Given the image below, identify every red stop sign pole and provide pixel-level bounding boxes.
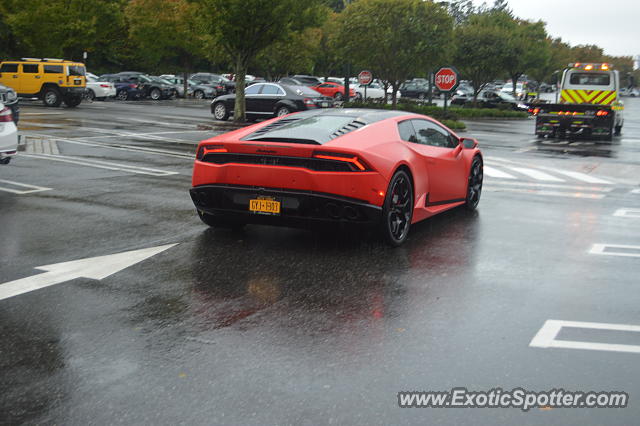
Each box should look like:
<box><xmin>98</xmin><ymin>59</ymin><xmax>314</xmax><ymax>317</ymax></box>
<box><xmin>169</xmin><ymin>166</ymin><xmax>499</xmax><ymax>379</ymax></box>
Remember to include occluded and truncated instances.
<box><xmin>434</xmin><ymin>66</ymin><xmax>459</xmax><ymax>112</ymax></box>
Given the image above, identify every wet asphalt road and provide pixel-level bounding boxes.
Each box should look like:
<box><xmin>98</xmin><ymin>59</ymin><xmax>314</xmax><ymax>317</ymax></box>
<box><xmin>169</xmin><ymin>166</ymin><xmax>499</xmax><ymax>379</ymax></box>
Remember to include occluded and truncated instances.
<box><xmin>1</xmin><ymin>98</ymin><xmax>640</xmax><ymax>425</ymax></box>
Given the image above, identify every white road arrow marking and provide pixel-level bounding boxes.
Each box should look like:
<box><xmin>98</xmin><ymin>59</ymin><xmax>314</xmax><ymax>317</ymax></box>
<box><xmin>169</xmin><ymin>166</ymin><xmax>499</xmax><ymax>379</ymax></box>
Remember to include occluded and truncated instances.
<box><xmin>0</xmin><ymin>244</ymin><xmax>177</xmax><ymax>301</ymax></box>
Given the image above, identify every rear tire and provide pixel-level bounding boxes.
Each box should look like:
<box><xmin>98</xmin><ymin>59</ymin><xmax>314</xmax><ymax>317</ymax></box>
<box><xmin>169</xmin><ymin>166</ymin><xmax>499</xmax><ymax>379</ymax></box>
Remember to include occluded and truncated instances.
<box><xmin>116</xmin><ymin>90</ymin><xmax>129</xmax><ymax>101</ymax></box>
<box><xmin>194</xmin><ymin>90</ymin><xmax>205</xmax><ymax>99</ymax></box>
<box><xmin>213</xmin><ymin>102</ymin><xmax>229</xmax><ymax>121</ymax></box>
<box><xmin>42</xmin><ymin>88</ymin><xmax>62</xmax><ymax>107</ymax></box>
<box><xmin>276</xmin><ymin>106</ymin><xmax>290</xmax><ymax>117</ymax></box>
<box><xmin>380</xmin><ymin>170</ymin><xmax>413</xmax><ymax>247</ymax></box>
<box><xmin>197</xmin><ymin>210</ymin><xmax>245</xmax><ymax>231</ymax></box>
<box><xmin>150</xmin><ymin>88</ymin><xmax>162</xmax><ymax>100</ymax></box>
<box><xmin>333</xmin><ymin>92</ymin><xmax>343</xmax><ymax>101</ymax></box>
<box><xmin>86</xmin><ymin>89</ymin><xmax>96</xmax><ymax>101</ymax></box>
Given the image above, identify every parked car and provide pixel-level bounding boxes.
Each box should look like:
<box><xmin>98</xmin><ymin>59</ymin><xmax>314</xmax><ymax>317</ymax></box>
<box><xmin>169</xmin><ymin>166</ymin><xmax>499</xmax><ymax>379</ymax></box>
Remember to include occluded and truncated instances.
<box><xmin>451</xmin><ymin>89</ymin><xmax>528</xmax><ymax>111</ymax></box>
<box><xmin>190</xmin><ymin>73</ymin><xmax>235</xmax><ymax>94</ymax></box>
<box><xmin>112</xmin><ymin>72</ymin><xmax>175</xmax><ymax>100</ymax></box>
<box><xmin>100</xmin><ymin>74</ymin><xmax>145</xmax><ymax>101</ymax></box>
<box><xmin>292</xmin><ymin>75</ymin><xmax>324</xmax><ymax>86</ymax></box>
<box><xmin>0</xmin><ymin>83</ymin><xmax>20</xmax><ymax>123</ymax></box>
<box><xmin>620</xmin><ymin>87</ymin><xmax>640</xmax><ymax>97</ymax></box>
<box><xmin>311</xmin><ymin>81</ymin><xmax>356</xmax><ymax>101</ymax></box>
<box><xmin>160</xmin><ymin>75</ymin><xmax>222</xmax><ymax>98</ymax></box>
<box><xmin>538</xmin><ymin>82</ymin><xmax>554</xmax><ymax>93</ymax></box>
<box><xmin>399</xmin><ymin>82</ymin><xmax>430</xmax><ymax>100</ymax></box>
<box><xmin>211</xmin><ymin>82</ymin><xmax>334</xmax><ymax>121</ymax></box>
<box><xmin>501</xmin><ymin>82</ymin><xmax>528</xmax><ymax>99</ymax></box>
<box><xmin>0</xmin><ymin>102</ymin><xmax>18</xmax><ymax>165</ymax></box>
<box><xmin>85</xmin><ymin>72</ymin><xmax>116</xmax><ymax>101</ymax></box>
<box><xmin>0</xmin><ymin>58</ymin><xmax>85</xmax><ymax>107</ymax></box>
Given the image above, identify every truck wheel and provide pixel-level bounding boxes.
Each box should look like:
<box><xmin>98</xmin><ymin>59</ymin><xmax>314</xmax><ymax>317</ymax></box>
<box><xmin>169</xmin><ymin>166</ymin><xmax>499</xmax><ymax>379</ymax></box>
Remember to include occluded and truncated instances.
<box><xmin>43</xmin><ymin>88</ymin><xmax>62</xmax><ymax>107</ymax></box>
<box><xmin>614</xmin><ymin>125</ymin><xmax>622</xmax><ymax>136</ymax></box>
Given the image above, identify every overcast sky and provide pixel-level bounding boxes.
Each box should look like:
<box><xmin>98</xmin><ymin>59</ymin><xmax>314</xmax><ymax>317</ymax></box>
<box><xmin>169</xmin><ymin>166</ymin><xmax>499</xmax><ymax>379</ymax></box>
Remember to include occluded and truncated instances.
<box><xmin>473</xmin><ymin>0</ymin><xmax>639</xmax><ymax>57</ymax></box>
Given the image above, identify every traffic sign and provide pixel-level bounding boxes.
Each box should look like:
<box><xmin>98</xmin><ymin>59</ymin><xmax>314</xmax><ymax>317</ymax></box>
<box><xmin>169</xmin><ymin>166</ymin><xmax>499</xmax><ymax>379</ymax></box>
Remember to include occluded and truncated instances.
<box><xmin>434</xmin><ymin>67</ymin><xmax>459</xmax><ymax>92</ymax></box>
<box><xmin>358</xmin><ymin>70</ymin><xmax>373</xmax><ymax>85</ymax></box>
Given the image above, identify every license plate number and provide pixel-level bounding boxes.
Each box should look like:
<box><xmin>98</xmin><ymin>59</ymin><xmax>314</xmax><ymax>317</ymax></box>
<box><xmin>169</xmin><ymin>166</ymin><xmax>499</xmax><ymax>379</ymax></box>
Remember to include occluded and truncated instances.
<box><xmin>320</xmin><ymin>102</ymin><xmax>329</xmax><ymax>107</ymax></box>
<box><xmin>249</xmin><ymin>197</ymin><xmax>280</xmax><ymax>215</ymax></box>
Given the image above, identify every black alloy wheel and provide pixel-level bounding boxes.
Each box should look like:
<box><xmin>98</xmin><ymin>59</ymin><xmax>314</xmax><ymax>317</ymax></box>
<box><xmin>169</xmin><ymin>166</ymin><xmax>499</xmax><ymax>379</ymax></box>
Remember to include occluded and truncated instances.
<box><xmin>465</xmin><ymin>156</ymin><xmax>483</xmax><ymax>210</ymax></box>
<box><xmin>381</xmin><ymin>170</ymin><xmax>413</xmax><ymax>246</ymax></box>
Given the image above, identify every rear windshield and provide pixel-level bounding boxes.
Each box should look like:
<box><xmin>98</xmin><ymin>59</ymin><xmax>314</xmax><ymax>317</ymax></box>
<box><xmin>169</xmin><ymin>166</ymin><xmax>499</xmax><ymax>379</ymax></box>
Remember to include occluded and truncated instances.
<box><xmin>569</xmin><ymin>72</ymin><xmax>610</xmax><ymax>86</ymax></box>
<box><xmin>244</xmin><ymin>115</ymin><xmax>359</xmax><ymax>145</ymax></box>
<box><xmin>68</xmin><ymin>65</ymin><xmax>86</xmax><ymax>76</ymax></box>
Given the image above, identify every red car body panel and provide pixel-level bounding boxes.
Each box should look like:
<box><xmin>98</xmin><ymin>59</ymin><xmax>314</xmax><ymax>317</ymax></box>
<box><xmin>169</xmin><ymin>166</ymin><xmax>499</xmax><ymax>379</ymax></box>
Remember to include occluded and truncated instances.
<box><xmin>311</xmin><ymin>82</ymin><xmax>356</xmax><ymax>99</ymax></box>
<box><xmin>191</xmin><ymin>110</ymin><xmax>481</xmax><ymax>228</ymax></box>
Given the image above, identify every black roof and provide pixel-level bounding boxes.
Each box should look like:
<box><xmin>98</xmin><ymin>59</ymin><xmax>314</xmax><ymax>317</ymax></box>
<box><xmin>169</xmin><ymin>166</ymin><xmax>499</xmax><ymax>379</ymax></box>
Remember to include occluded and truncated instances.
<box><xmin>242</xmin><ymin>108</ymin><xmax>409</xmax><ymax>145</ymax></box>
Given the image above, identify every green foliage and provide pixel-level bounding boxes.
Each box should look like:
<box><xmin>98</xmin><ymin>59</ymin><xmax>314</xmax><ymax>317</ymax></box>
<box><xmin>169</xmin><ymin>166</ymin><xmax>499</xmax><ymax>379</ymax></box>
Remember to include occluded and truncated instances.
<box><xmin>453</xmin><ymin>12</ymin><xmax>511</xmax><ymax>101</ymax></box>
<box><xmin>344</xmin><ymin>101</ymin><xmax>527</xmax><ymax>125</ymax></box>
<box><xmin>3</xmin><ymin>0</ymin><xmax>128</xmax><ymax>68</ymax></box>
<box><xmin>126</xmin><ymin>0</ymin><xmax>212</xmax><ymax>72</ymax></box>
<box><xmin>336</xmin><ymin>0</ymin><xmax>453</xmax><ymax>107</ymax></box>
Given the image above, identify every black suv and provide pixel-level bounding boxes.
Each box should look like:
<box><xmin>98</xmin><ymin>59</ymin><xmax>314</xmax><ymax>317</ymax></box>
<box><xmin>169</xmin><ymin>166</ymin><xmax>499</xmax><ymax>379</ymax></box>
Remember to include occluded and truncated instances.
<box><xmin>0</xmin><ymin>83</ymin><xmax>19</xmax><ymax>123</ymax></box>
<box><xmin>190</xmin><ymin>73</ymin><xmax>235</xmax><ymax>94</ymax></box>
<box><xmin>114</xmin><ymin>72</ymin><xmax>175</xmax><ymax>100</ymax></box>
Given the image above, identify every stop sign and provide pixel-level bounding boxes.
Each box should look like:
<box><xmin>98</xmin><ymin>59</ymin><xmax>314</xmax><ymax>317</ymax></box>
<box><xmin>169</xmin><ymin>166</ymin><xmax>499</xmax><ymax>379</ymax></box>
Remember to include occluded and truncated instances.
<box><xmin>358</xmin><ymin>70</ymin><xmax>373</xmax><ymax>85</ymax></box>
<box><xmin>434</xmin><ymin>67</ymin><xmax>459</xmax><ymax>92</ymax></box>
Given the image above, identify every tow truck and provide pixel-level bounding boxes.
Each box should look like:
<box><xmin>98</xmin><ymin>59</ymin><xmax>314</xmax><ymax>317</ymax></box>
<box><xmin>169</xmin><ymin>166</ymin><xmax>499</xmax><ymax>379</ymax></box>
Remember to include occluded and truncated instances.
<box><xmin>531</xmin><ymin>63</ymin><xmax>623</xmax><ymax>141</ymax></box>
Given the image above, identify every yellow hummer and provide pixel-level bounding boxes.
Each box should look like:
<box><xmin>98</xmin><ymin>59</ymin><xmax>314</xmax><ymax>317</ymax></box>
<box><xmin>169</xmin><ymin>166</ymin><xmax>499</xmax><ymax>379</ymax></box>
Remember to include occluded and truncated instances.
<box><xmin>0</xmin><ymin>58</ymin><xmax>86</xmax><ymax>107</ymax></box>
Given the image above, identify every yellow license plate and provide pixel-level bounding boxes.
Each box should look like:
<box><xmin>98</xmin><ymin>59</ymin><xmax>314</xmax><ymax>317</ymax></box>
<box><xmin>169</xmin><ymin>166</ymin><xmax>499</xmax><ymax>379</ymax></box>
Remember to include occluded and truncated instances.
<box><xmin>249</xmin><ymin>198</ymin><xmax>281</xmax><ymax>215</ymax></box>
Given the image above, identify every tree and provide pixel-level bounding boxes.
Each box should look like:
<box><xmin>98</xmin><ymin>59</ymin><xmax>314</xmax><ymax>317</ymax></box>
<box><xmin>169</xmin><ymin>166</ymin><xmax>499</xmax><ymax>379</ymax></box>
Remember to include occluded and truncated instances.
<box><xmin>202</xmin><ymin>0</ymin><xmax>326</xmax><ymax>122</ymax></box>
<box><xmin>453</xmin><ymin>13</ymin><xmax>510</xmax><ymax>104</ymax></box>
<box><xmin>127</xmin><ymin>0</ymin><xmax>211</xmax><ymax>94</ymax></box>
<box><xmin>3</xmin><ymin>0</ymin><xmax>128</xmax><ymax>69</ymax></box>
<box><xmin>336</xmin><ymin>0</ymin><xmax>453</xmax><ymax>107</ymax></box>
<box><xmin>495</xmin><ymin>13</ymin><xmax>550</xmax><ymax>98</ymax></box>
<box><xmin>254</xmin><ymin>28</ymin><xmax>323</xmax><ymax>80</ymax></box>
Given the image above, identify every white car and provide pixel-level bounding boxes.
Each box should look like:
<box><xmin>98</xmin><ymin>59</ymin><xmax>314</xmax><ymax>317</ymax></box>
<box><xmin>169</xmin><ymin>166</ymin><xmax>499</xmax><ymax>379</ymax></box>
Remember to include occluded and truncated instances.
<box><xmin>619</xmin><ymin>87</ymin><xmax>640</xmax><ymax>97</ymax></box>
<box><xmin>0</xmin><ymin>102</ymin><xmax>18</xmax><ymax>165</ymax></box>
<box><xmin>356</xmin><ymin>82</ymin><xmax>386</xmax><ymax>100</ymax></box>
<box><xmin>85</xmin><ymin>72</ymin><xmax>116</xmax><ymax>101</ymax></box>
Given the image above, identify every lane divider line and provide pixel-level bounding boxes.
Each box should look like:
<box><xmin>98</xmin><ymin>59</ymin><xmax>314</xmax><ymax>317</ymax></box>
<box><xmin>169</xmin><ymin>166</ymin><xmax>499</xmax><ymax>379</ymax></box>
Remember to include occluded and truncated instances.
<box><xmin>507</xmin><ymin>166</ymin><xmax>566</xmax><ymax>182</ymax></box>
<box><xmin>22</xmin><ymin>154</ymin><xmax>179</xmax><ymax>176</ymax></box>
<box><xmin>0</xmin><ymin>179</ymin><xmax>52</xmax><ymax>194</ymax></box>
<box><xmin>530</xmin><ymin>319</ymin><xmax>640</xmax><ymax>354</ymax></box>
<box><xmin>613</xmin><ymin>208</ymin><xmax>640</xmax><ymax>218</ymax></box>
<box><xmin>589</xmin><ymin>243</ymin><xmax>640</xmax><ymax>258</ymax></box>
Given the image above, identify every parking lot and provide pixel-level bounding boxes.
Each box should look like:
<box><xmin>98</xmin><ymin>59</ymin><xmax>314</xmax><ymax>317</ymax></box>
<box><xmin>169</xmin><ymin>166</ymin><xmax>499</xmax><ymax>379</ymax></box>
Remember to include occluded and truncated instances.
<box><xmin>2</xmin><ymin>98</ymin><xmax>640</xmax><ymax>424</ymax></box>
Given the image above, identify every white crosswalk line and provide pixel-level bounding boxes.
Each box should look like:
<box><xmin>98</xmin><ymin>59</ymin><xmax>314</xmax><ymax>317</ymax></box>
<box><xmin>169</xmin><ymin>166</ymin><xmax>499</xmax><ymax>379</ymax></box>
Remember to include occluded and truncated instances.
<box><xmin>552</xmin><ymin>170</ymin><xmax>612</xmax><ymax>184</ymax></box>
<box><xmin>507</xmin><ymin>167</ymin><xmax>565</xmax><ymax>182</ymax></box>
<box><xmin>483</xmin><ymin>166</ymin><xmax>516</xmax><ymax>179</ymax></box>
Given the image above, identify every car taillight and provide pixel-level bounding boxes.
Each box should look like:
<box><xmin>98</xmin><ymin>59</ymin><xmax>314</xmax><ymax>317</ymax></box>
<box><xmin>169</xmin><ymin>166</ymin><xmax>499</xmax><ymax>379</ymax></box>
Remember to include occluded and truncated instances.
<box><xmin>313</xmin><ymin>151</ymin><xmax>368</xmax><ymax>171</ymax></box>
<box><xmin>196</xmin><ymin>144</ymin><xmax>227</xmax><ymax>160</ymax></box>
<box><xmin>0</xmin><ymin>107</ymin><xmax>13</xmax><ymax>122</ymax></box>
<box><xmin>129</xmin><ymin>84</ymin><xmax>137</xmax><ymax>88</ymax></box>
<box><xmin>303</xmin><ymin>97</ymin><xmax>316</xmax><ymax>107</ymax></box>
<box><xmin>596</xmin><ymin>110</ymin><xmax>609</xmax><ymax>117</ymax></box>
<box><xmin>100</xmin><ymin>84</ymin><xmax>110</xmax><ymax>88</ymax></box>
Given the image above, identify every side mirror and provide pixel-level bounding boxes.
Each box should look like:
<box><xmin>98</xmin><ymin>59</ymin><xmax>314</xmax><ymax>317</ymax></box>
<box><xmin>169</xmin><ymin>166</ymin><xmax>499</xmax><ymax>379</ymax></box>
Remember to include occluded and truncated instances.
<box><xmin>460</xmin><ymin>137</ymin><xmax>478</xmax><ymax>149</ymax></box>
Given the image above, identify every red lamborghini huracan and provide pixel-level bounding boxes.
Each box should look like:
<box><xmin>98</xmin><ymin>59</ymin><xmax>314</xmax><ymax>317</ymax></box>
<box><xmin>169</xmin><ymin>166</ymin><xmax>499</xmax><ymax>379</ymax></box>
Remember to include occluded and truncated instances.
<box><xmin>190</xmin><ymin>108</ymin><xmax>483</xmax><ymax>246</ymax></box>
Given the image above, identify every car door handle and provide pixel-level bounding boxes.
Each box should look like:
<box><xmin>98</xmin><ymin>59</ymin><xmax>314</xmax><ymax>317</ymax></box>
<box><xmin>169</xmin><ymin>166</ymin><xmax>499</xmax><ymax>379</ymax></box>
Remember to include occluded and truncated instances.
<box><xmin>13</xmin><ymin>75</ymin><xmax>18</xmax><ymax>78</ymax></box>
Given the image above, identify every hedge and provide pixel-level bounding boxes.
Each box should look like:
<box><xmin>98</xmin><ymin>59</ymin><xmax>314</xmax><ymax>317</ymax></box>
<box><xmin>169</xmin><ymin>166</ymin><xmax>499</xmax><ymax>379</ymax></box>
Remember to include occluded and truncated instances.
<box><xmin>343</xmin><ymin>101</ymin><xmax>529</xmax><ymax>124</ymax></box>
